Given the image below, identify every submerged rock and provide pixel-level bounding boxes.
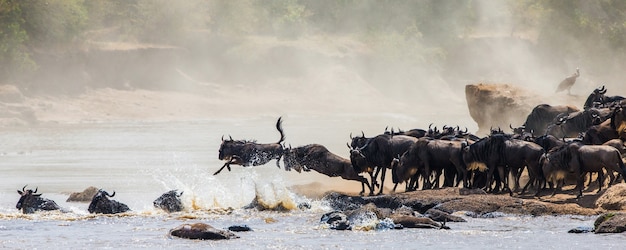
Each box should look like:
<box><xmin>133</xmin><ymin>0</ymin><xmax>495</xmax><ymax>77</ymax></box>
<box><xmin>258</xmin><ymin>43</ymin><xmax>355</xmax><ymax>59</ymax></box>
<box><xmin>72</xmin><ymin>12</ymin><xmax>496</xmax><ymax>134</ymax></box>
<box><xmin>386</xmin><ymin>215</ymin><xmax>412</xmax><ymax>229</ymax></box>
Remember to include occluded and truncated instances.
<box><xmin>390</xmin><ymin>215</ymin><xmax>450</xmax><ymax>229</ymax></box>
<box><xmin>66</xmin><ymin>186</ymin><xmax>99</xmax><ymax>202</ymax></box>
<box><xmin>227</xmin><ymin>225</ymin><xmax>253</xmax><ymax>232</ymax></box>
<box><xmin>320</xmin><ymin>211</ymin><xmax>351</xmax><ymax>230</ymax></box>
<box><xmin>425</xmin><ymin>208</ymin><xmax>466</xmax><ymax>222</ymax></box>
<box><xmin>594</xmin><ymin>213</ymin><xmax>626</xmax><ymax>234</ymax></box>
<box><xmin>568</xmin><ymin>226</ymin><xmax>594</xmax><ymax>233</ymax></box>
<box><xmin>170</xmin><ymin>223</ymin><xmax>239</xmax><ymax>240</ymax></box>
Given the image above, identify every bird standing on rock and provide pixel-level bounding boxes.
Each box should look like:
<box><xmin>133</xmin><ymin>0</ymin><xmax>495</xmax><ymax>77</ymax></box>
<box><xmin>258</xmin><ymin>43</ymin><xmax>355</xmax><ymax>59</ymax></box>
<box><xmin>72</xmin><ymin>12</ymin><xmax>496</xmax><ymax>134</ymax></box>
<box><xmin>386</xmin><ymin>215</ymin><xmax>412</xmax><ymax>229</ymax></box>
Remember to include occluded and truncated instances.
<box><xmin>555</xmin><ymin>68</ymin><xmax>580</xmax><ymax>95</ymax></box>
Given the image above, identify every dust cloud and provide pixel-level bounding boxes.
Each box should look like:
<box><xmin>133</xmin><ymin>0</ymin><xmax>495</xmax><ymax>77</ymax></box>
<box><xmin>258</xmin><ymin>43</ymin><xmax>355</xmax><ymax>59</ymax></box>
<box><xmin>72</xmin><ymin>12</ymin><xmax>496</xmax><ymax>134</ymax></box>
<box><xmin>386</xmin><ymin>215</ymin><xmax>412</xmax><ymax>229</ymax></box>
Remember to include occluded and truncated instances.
<box><xmin>3</xmin><ymin>1</ymin><xmax>626</xmax><ymax>131</ymax></box>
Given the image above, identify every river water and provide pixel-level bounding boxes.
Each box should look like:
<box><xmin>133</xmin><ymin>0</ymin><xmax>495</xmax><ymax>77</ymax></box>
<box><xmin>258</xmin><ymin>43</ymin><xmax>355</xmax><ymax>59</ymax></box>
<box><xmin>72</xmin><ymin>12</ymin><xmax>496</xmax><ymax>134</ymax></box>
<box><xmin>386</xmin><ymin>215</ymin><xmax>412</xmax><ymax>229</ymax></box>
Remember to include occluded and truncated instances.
<box><xmin>0</xmin><ymin>115</ymin><xmax>623</xmax><ymax>249</ymax></box>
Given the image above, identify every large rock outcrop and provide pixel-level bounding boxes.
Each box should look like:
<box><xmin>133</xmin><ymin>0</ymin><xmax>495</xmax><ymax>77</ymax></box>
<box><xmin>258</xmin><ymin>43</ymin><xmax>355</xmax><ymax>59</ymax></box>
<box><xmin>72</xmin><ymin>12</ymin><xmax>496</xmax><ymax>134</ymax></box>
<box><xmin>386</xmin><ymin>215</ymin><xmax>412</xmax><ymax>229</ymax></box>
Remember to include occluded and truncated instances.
<box><xmin>595</xmin><ymin>184</ymin><xmax>626</xmax><ymax>210</ymax></box>
<box><xmin>465</xmin><ymin>83</ymin><xmax>537</xmax><ymax>135</ymax></box>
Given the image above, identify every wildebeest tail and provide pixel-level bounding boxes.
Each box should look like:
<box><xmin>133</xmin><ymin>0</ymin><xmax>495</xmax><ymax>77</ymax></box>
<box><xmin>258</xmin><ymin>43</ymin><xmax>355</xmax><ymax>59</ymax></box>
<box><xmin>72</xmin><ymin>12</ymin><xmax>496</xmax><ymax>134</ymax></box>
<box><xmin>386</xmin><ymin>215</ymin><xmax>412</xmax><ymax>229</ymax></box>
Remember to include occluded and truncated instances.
<box><xmin>276</xmin><ymin>116</ymin><xmax>285</xmax><ymax>144</ymax></box>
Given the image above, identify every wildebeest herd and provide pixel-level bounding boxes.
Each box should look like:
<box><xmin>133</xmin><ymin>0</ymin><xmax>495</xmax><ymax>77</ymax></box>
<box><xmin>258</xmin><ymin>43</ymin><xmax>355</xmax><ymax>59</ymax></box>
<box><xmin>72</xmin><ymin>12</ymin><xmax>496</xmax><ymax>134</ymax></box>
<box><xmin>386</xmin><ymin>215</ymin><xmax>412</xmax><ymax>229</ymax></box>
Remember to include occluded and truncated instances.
<box><xmin>217</xmin><ymin>86</ymin><xmax>626</xmax><ymax>199</ymax></box>
<box><xmin>13</xmin><ymin>86</ymin><xmax>626</xmax><ymax>216</ymax></box>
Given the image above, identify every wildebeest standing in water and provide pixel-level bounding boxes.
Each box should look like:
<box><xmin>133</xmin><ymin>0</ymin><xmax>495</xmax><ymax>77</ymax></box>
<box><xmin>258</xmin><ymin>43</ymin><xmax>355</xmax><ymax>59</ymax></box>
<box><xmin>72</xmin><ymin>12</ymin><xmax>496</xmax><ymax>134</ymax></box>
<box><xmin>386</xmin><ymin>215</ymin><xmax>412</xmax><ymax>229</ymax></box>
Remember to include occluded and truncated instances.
<box><xmin>214</xmin><ymin>117</ymin><xmax>286</xmax><ymax>175</ymax></box>
<box><xmin>88</xmin><ymin>189</ymin><xmax>131</xmax><ymax>214</ymax></box>
<box><xmin>283</xmin><ymin>144</ymin><xmax>373</xmax><ymax>195</ymax></box>
<box><xmin>153</xmin><ymin>190</ymin><xmax>184</xmax><ymax>212</ymax></box>
<box><xmin>16</xmin><ymin>185</ymin><xmax>60</xmax><ymax>214</ymax></box>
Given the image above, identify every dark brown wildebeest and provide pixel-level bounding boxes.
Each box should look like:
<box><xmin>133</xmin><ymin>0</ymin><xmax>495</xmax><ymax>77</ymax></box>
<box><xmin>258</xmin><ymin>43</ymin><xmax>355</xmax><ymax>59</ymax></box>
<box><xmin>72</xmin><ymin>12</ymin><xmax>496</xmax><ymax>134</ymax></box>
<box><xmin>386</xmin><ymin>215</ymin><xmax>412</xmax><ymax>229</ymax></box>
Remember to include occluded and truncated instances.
<box><xmin>583</xmin><ymin>86</ymin><xmax>625</xmax><ymax>110</ymax></box>
<box><xmin>283</xmin><ymin>144</ymin><xmax>373</xmax><ymax>195</ymax></box>
<box><xmin>16</xmin><ymin>185</ymin><xmax>60</xmax><ymax>214</ymax></box>
<box><xmin>544</xmin><ymin>143</ymin><xmax>626</xmax><ymax>198</ymax></box>
<box><xmin>582</xmin><ymin>106</ymin><xmax>626</xmax><ymax>144</ymax></box>
<box><xmin>461</xmin><ymin>134</ymin><xmax>544</xmax><ymax>195</ymax></box>
<box><xmin>545</xmin><ymin>108</ymin><xmax>606</xmax><ymax>139</ymax></box>
<box><xmin>392</xmin><ymin>138</ymin><xmax>467</xmax><ymax>192</ymax></box>
<box><xmin>153</xmin><ymin>190</ymin><xmax>184</xmax><ymax>213</ymax></box>
<box><xmin>88</xmin><ymin>189</ymin><xmax>130</xmax><ymax>214</ymax></box>
<box><xmin>523</xmin><ymin>104</ymin><xmax>579</xmax><ymax>136</ymax></box>
<box><xmin>349</xmin><ymin>134</ymin><xmax>417</xmax><ymax>195</ymax></box>
<box><xmin>214</xmin><ymin>117</ymin><xmax>285</xmax><ymax>175</ymax></box>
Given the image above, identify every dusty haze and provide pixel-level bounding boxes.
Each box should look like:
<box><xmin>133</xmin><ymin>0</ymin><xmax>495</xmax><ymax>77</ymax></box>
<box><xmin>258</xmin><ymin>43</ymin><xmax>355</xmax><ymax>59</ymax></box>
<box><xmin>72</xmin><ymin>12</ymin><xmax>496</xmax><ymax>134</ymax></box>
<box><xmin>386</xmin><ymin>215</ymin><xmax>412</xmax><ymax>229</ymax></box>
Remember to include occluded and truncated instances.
<box><xmin>2</xmin><ymin>0</ymin><xmax>626</xmax><ymax>131</ymax></box>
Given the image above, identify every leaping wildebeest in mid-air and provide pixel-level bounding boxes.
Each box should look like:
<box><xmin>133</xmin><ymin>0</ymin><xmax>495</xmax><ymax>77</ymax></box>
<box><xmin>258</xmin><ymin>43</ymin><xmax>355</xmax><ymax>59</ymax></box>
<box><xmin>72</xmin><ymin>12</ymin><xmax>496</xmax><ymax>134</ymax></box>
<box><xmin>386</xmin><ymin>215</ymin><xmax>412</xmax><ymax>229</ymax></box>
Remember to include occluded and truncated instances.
<box><xmin>214</xmin><ymin>117</ymin><xmax>286</xmax><ymax>175</ymax></box>
<box><xmin>283</xmin><ymin>144</ymin><xmax>373</xmax><ymax>196</ymax></box>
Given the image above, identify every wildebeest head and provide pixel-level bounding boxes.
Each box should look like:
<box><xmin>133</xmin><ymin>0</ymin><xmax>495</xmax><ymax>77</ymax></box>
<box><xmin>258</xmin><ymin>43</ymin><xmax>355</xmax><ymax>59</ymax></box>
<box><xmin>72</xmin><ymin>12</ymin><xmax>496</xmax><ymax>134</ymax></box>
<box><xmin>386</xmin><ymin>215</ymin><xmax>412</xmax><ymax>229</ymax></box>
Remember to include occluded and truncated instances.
<box><xmin>610</xmin><ymin>106</ymin><xmax>626</xmax><ymax>140</ymax></box>
<box><xmin>218</xmin><ymin>135</ymin><xmax>245</xmax><ymax>161</ymax></box>
<box><xmin>16</xmin><ymin>185</ymin><xmax>60</xmax><ymax>214</ymax></box>
<box><xmin>153</xmin><ymin>190</ymin><xmax>184</xmax><ymax>213</ymax></box>
<box><xmin>88</xmin><ymin>189</ymin><xmax>130</xmax><ymax>214</ymax></box>
<box><xmin>584</xmin><ymin>86</ymin><xmax>607</xmax><ymax>109</ymax></box>
<box><xmin>348</xmin><ymin>145</ymin><xmax>370</xmax><ymax>174</ymax></box>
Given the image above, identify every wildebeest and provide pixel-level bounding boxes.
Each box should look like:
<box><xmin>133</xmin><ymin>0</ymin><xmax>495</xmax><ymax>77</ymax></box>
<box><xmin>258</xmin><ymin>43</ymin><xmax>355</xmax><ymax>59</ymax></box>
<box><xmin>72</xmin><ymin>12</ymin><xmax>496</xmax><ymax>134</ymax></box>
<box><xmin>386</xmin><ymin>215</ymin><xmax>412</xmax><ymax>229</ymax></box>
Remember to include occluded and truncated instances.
<box><xmin>392</xmin><ymin>138</ymin><xmax>467</xmax><ymax>192</ymax></box>
<box><xmin>88</xmin><ymin>189</ymin><xmax>131</xmax><ymax>214</ymax></box>
<box><xmin>583</xmin><ymin>86</ymin><xmax>625</xmax><ymax>110</ymax></box>
<box><xmin>544</xmin><ymin>143</ymin><xmax>626</xmax><ymax>198</ymax></box>
<box><xmin>16</xmin><ymin>185</ymin><xmax>60</xmax><ymax>214</ymax></box>
<box><xmin>283</xmin><ymin>144</ymin><xmax>373</xmax><ymax>195</ymax></box>
<box><xmin>214</xmin><ymin>117</ymin><xmax>285</xmax><ymax>175</ymax></box>
<box><xmin>349</xmin><ymin>133</ymin><xmax>417</xmax><ymax>195</ymax></box>
<box><xmin>153</xmin><ymin>190</ymin><xmax>184</xmax><ymax>212</ymax></box>
<box><xmin>523</xmin><ymin>104</ymin><xmax>579</xmax><ymax>136</ymax></box>
<box><xmin>545</xmin><ymin>108</ymin><xmax>606</xmax><ymax>138</ymax></box>
<box><xmin>461</xmin><ymin>134</ymin><xmax>544</xmax><ymax>195</ymax></box>
<box><xmin>582</xmin><ymin>106</ymin><xmax>626</xmax><ymax>144</ymax></box>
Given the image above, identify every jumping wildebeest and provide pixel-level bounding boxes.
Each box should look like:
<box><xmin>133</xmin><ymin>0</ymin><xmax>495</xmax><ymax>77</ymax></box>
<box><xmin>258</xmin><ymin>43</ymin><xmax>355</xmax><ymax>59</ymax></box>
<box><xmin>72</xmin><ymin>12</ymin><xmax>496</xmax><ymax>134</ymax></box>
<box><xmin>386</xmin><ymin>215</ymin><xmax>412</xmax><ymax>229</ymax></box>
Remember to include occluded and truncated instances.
<box><xmin>283</xmin><ymin>144</ymin><xmax>373</xmax><ymax>195</ymax></box>
<box><xmin>392</xmin><ymin>138</ymin><xmax>467</xmax><ymax>192</ymax></box>
<box><xmin>214</xmin><ymin>117</ymin><xmax>285</xmax><ymax>175</ymax></box>
<box><xmin>349</xmin><ymin>133</ymin><xmax>417</xmax><ymax>195</ymax></box>
<box><xmin>16</xmin><ymin>185</ymin><xmax>60</xmax><ymax>214</ymax></box>
<box><xmin>544</xmin><ymin>143</ymin><xmax>626</xmax><ymax>198</ymax></box>
<box><xmin>583</xmin><ymin>86</ymin><xmax>625</xmax><ymax>110</ymax></box>
<box><xmin>88</xmin><ymin>189</ymin><xmax>131</xmax><ymax>214</ymax></box>
<box><xmin>153</xmin><ymin>190</ymin><xmax>184</xmax><ymax>213</ymax></box>
<box><xmin>523</xmin><ymin>104</ymin><xmax>580</xmax><ymax>136</ymax></box>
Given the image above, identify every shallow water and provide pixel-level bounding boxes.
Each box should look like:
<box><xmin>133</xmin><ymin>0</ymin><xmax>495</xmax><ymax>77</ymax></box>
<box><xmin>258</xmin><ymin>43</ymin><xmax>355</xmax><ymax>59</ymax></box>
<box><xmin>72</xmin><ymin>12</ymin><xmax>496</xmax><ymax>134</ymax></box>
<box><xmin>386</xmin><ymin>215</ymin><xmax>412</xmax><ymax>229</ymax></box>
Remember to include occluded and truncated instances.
<box><xmin>0</xmin><ymin>116</ymin><xmax>623</xmax><ymax>249</ymax></box>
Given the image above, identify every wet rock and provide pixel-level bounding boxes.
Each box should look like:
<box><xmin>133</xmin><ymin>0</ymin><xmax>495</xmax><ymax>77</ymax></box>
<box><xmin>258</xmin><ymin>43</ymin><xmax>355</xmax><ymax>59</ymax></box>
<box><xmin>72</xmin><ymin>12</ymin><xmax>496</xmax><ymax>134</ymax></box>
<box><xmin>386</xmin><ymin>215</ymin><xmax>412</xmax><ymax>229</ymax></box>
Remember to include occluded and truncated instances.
<box><xmin>568</xmin><ymin>226</ymin><xmax>594</xmax><ymax>233</ymax></box>
<box><xmin>459</xmin><ymin>188</ymin><xmax>487</xmax><ymax>195</ymax></box>
<box><xmin>425</xmin><ymin>208</ymin><xmax>466</xmax><ymax>222</ymax></box>
<box><xmin>170</xmin><ymin>223</ymin><xmax>239</xmax><ymax>240</ymax></box>
<box><xmin>153</xmin><ymin>190</ymin><xmax>184</xmax><ymax>213</ymax></box>
<box><xmin>320</xmin><ymin>211</ymin><xmax>351</xmax><ymax>230</ymax></box>
<box><xmin>390</xmin><ymin>214</ymin><xmax>450</xmax><ymax>229</ymax></box>
<box><xmin>594</xmin><ymin>213</ymin><xmax>626</xmax><ymax>234</ymax></box>
<box><xmin>66</xmin><ymin>186</ymin><xmax>99</xmax><ymax>202</ymax></box>
<box><xmin>227</xmin><ymin>225</ymin><xmax>253</xmax><ymax>232</ymax></box>
<box><xmin>595</xmin><ymin>183</ymin><xmax>626</xmax><ymax>210</ymax></box>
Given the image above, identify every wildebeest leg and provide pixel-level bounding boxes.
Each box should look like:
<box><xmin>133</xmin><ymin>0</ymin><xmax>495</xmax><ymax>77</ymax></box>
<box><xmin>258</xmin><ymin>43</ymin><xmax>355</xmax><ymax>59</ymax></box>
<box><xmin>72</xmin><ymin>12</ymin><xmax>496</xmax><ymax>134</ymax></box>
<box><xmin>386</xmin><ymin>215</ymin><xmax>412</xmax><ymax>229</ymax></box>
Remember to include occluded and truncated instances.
<box><xmin>368</xmin><ymin>172</ymin><xmax>377</xmax><ymax>196</ymax></box>
<box><xmin>376</xmin><ymin>168</ymin><xmax>388</xmax><ymax>195</ymax></box>
<box><xmin>576</xmin><ymin>173</ymin><xmax>585</xmax><ymax>198</ymax></box>
<box><xmin>213</xmin><ymin>160</ymin><xmax>234</xmax><ymax>175</ymax></box>
<box><xmin>596</xmin><ymin>171</ymin><xmax>604</xmax><ymax>193</ymax></box>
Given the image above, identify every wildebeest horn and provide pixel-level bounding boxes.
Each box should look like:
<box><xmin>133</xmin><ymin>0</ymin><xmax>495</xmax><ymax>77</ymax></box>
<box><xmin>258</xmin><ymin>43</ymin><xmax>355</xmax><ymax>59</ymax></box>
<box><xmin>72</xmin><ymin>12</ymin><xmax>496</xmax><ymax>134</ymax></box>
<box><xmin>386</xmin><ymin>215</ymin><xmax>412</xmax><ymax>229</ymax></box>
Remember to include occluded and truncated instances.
<box><xmin>349</xmin><ymin>132</ymin><xmax>353</xmax><ymax>139</ymax></box>
<box><xmin>464</xmin><ymin>127</ymin><xmax>468</xmax><ymax>133</ymax></box>
<box><xmin>361</xmin><ymin>131</ymin><xmax>365</xmax><ymax>138</ymax></box>
<box><xmin>600</xmin><ymin>85</ymin><xmax>605</xmax><ymax>91</ymax></box>
<box><xmin>346</xmin><ymin>142</ymin><xmax>352</xmax><ymax>150</ymax></box>
<box><xmin>221</xmin><ymin>135</ymin><xmax>224</xmax><ymax>141</ymax></box>
<box><xmin>104</xmin><ymin>191</ymin><xmax>115</xmax><ymax>197</ymax></box>
<box><xmin>429</xmin><ymin>123</ymin><xmax>433</xmax><ymax>129</ymax></box>
<box><xmin>229</xmin><ymin>135</ymin><xmax>233</xmax><ymax>141</ymax></box>
<box><xmin>33</xmin><ymin>187</ymin><xmax>38</xmax><ymax>193</ymax></box>
<box><xmin>509</xmin><ymin>124</ymin><xmax>514</xmax><ymax>130</ymax></box>
<box><xmin>22</xmin><ymin>185</ymin><xmax>27</xmax><ymax>192</ymax></box>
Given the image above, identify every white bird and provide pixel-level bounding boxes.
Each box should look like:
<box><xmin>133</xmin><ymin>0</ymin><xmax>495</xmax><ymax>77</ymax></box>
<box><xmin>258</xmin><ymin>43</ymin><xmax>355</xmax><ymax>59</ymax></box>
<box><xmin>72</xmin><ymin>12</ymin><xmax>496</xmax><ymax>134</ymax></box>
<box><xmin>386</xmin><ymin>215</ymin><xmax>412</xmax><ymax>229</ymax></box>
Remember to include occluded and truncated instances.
<box><xmin>555</xmin><ymin>68</ymin><xmax>580</xmax><ymax>95</ymax></box>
